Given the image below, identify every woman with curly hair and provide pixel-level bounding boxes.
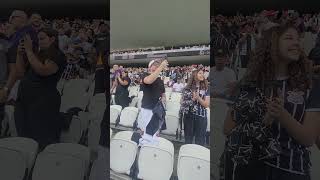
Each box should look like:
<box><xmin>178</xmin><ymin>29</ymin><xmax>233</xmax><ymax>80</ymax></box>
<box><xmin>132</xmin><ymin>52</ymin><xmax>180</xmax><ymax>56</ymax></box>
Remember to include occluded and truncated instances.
<box><xmin>222</xmin><ymin>23</ymin><xmax>320</xmax><ymax>180</ymax></box>
<box><xmin>180</xmin><ymin>69</ymin><xmax>210</xmax><ymax>146</ymax></box>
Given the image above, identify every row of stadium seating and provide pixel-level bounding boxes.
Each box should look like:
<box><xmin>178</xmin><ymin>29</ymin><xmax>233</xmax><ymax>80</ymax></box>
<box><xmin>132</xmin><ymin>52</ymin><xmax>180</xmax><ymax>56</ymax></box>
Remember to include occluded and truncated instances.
<box><xmin>110</xmin><ymin>130</ymin><xmax>210</xmax><ymax>180</ymax></box>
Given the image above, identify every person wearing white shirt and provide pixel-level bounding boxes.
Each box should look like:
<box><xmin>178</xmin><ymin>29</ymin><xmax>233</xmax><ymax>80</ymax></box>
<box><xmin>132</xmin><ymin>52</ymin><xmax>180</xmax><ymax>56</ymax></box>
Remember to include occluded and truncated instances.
<box><xmin>172</xmin><ymin>79</ymin><xmax>185</xmax><ymax>92</ymax></box>
<box><xmin>211</xmin><ymin>48</ymin><xmax>236</xmax><ymax>98</ymax></box>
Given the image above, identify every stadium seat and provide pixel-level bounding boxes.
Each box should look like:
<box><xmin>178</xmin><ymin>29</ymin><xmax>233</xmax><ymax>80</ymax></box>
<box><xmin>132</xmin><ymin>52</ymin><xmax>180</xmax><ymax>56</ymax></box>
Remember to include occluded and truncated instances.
<box><xmin>43</xmin><ymin>143</ymin><xmax>90</xmax><ymax>171</ymax></box>
<box><xmin>32</xmin><ymin>151</ymin><xmax>86</xmax><ymax>180</ymax></box>
<box><xmin>60</xmin><ymin>115</ymin><xmax>82</xmax><ymax>143</ymax></box>
<box><xmin>137</xmin><ymin>91</ymin><xmax>144</xmax><ymax>109</ymax></box>
<box><xmin>165</xmin><ymin>101</ymin><xmax>181</xmax><ymax>116</ymax></box>
<box><xmin>161</xmin><ymin>111</ymin><xmax>179</xmax><ymax>136</ymax></box>
<box><xmin>165</xmin><ymin>87</ymin><xmax>173</xmax><ymax>93</ymax></box>
<box><xmin>212</xmin><ymin>98</ymin><xmax>229</xmax><ymax>131</ymax></box>
<box><xmin>0</xmin><ymin>137</ymin><xmax>39</xmax><ymax>175</ymax></box>
<box><xmin>111</xmin><ymin>95</ymin><xmax>116</xmax><ymax>105</ymax></box>
<box><xmin>110</xmin><ymin>105</ymin><xmax>123</xmax><ymax>124</ymax></box>
<box><xmin>110</xmin><ymin>131</ymin><xmax>138</xmax><ymax>175</ymax></box>
<box><xmin>60</xmin><ymin>79</ymin><xmax>90</xmax><ymax>112</ymax></box>
<box><xmin>88</xmin><ymin>93</ymin><xmax>107</xmax><ymax>123</ymax></box>
<box><xmin>89</xmin><ymin>156</ymin><xmax>109</xmax><ymax>180</ymax></box>
<box><xmin>119</xmin><ymin>107</ymin><xmax>139</xmax><ymax>127</ymax></box>
<box><xmin>170</xmin><ymin>92</ymin><xmax>182</xmax><ymax>102</ymax></box>
<box><xmin>177</xmin><ymin>144</ymin><xmax>210</xmax><ymax>180</ymax></box>
<box><xmin>87</xmin><ymin>81</ymin><xmax>96</xmax><ymax>98</ymax></box>
<box><xmin>129</xmin><ymin>97</ymin><xmax>139</xmax><ymax>107</ymax></box>
<box><xmin>137</xmin><ymin>137</ymin><xmax>174</xmax><ymax>180</ymax></box>
<box><xmin>0</xmin><ymin>147</ymin><xmax>26</xmax><ymax>180</ymax></box>
<box><xmin>311</xmin><ymin>145</ymin><xmax>320</xmax><ymax>180</ymax></box>
<box><xmin>2</xmin><ymin>105</ymin><xmax>16</xmax><ymax>137</ymax></box>
<box><xmin>165</xmin><ymin>92</ymin><xmax>171</xmax><ymax>101</ymax></box>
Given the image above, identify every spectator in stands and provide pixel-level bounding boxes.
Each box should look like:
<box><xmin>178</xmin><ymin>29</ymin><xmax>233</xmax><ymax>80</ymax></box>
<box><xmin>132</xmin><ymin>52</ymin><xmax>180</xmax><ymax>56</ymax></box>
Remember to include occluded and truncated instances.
<box><xmin>172</xmin><ymin>78</ymin><xmax>185</xmax><ymax>92</ymax></box>
<box><xmin>237</xmin><ymin>23</ymin><xmax>256</xmax><ymax>68</ymax></box>
<box><xmin>211</xmin><ymin>48</ymin><xmax>237</xmax><ymax>99</ymax></box>
<box><xmin>0</xmin><ymin>21</ymin><xmax>9</xmax><ymax>131</ymax></box>
<box><xmin>137</xmin><ymin>59</ymin><xmax>168</xmax><ymax>145</ymax></box>
<box><xmin>110</xmin><ymin>64</ymin><xmax>119</xmax><ymax>94</ymax></box>
<box><xmin>223</xmin><ymin>23</ymin><xmax>320</xmax><ymax>180</ymax></box>
<box><xmin>0</xmin><ymin>10</ymin><xmax>39</xmax><ymax>104</ymax></box>
<box><xmin>309</xmin><ymin>33</ymin><xmax>320</xmax><ymax>74</ymax></box>
<box><xmin>181</xmin><ymin>69</ymin><xmax>210</xmax><ymax>145</ymax></box>
<box><xmin>115</xmin><ymin>70</ymin><xmax>131</xmax><ymax>108</ymax></box>
<box><xmin>14</xmin><ymin>28</ymin><xmax>66</xmax><ymax>150</ymax></box>
<box><xmin>29</xmin><ymin>13</ymin><xmax>43</xmax><ymax>33</ymax></box>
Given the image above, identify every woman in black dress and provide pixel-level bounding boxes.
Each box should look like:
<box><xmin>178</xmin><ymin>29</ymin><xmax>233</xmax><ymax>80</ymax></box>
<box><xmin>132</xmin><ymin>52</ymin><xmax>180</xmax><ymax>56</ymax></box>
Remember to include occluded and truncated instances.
<box><xmin>115</xmin><ymin>70</ymin><xmax>131</xmax><ymax>108</ymax></box>
<box><xmin>15</xmin><ymin>28</ymin><xmax>66</xmax><ymax>150</ymax></box>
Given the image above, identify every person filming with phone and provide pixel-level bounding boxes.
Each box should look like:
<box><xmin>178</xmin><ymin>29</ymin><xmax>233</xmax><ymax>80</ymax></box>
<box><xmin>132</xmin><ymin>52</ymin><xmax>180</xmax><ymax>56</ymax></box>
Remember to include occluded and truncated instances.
<box><xmin>14</xmin><ymin>28</ymin><xmax>66</xmax><ymax>150</ymax></box>
<box><xmin>136</xmin><ymin>58</ymin><xmax>168</xmax><ymax>145</ymax></box>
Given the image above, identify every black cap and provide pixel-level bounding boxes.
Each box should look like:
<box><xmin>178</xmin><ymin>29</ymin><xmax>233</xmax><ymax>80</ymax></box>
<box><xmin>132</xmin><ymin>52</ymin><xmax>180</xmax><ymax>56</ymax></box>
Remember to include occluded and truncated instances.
<box><xmin>214</xmin><ymin>48</ymin><xmax>229</xmax><ymax>57</ymax></box>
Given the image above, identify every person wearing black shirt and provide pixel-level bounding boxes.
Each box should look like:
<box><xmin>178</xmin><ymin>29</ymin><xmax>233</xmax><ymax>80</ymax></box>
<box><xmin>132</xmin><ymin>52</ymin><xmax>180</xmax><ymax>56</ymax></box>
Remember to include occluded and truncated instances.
<box><xmin>223</xmin><ymin>23</ymin><xmax>320</xmax><ymax>180</ymax></box>
<box><xmin>137</xmin><ymin>59</ymin><xmax>168</xmax><ymax>145</ymax></box>
<box><xmin>14</xmin><ymin>28</ymin><xmax>66</xmax><ymax>150</ymax></box>
<box><xmin>0</xmin><ymin>10</ymin><xmax>38</xmax><ymax>104</ymax></box>
<box><xmin>115</xmin><ymin>70</ymin><xmax>131</xmax><ymax>108</ymax></box>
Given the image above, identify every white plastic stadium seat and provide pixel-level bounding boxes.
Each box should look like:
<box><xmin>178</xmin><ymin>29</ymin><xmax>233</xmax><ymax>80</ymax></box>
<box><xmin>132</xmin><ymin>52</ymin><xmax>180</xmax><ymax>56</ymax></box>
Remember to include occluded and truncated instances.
<box><xmin>60</xmin><ymin>79</ymin><xmax>90</xmax><ymax>112</ymax></box>
<box><xmin>170</xmin><ymin>92</ymin><xmax>182</xmax><ymax>102</ymax></box>
<box><xmin>165</xmin><ymin>87</ymin><xmax>173</xmax><ymax>93</ymax></box>
<box><xmin>165</xmin><ymin>92</ymin><xmax>171</xmax><ymax>101</ymax></box>
<box><xmin>32</xmin><ymin>152</ymin><xmax>86</xmax><ymax>180</ymax></box>
<box><xmin>43</xmin><ymin>143</ymin><xmax>90</xmax><ymax>170</ymax></box>
<box><xmin>129</xmin><ymin>97</ymin><xmax>139</xmax><ymax>107</ymax></box>
<box><xmin>60</xmin><ymin>116</ymin><xmax>82</xmax><ymax>143</ymax></box>
<box><xmin>110</xmin><ymin>131</ymin><xmax>138</xmax><ymax>175</ymax></box>
<box><xmin>177</xmin><ymin>144</ymin><xmax>210</xmax><ymax>180</ymax></box>
<box><xmin>88</xmin><ymin>93</ymin><xmax>107</xmax><ymax>124</ymax></box>
<box><xmin>161</xmin><ymin>111</ymin><xmax>179</xmax><ymax>136</ymax></box>
<box><xmin>212</xmin><ymin>98</ymin><xmax>229</xmax><ymax>131</ymax></box>
<box><xmin>138</xmin><ymin>137</ymin><xmax>174</xmax><ymax>180</ymax></box>
<box><xmin>0</xmin><ymin>137</ymin><xmax>38</xmax><ymax>174</ymax></box>
<box><xmin>165</xmin><ymin>101</ymin><xmax>181</xmax><ymax>116</ymax></box>
<box><xmin>110</xmin><ymin>105</ymin><xmax>123</xmax><ymax>124</ymax></box>
<box><xmin>2</xmin><ymin>105</ymin><xmax>17</xmax><ymax>136</ymax></box>
<box><xmin>0</xmin><ymin>147</ymin><xmax>26</xmax><ymax>180</ymax></box>
<box><xmin>119</xmin><ymin>107</ymin><xmax>139</xmax><ymax>127</ymax></box>
<box><xmin>311</xmin><ymin>145</ymin><xmax>320</xmax><ymax>180</ymax></box>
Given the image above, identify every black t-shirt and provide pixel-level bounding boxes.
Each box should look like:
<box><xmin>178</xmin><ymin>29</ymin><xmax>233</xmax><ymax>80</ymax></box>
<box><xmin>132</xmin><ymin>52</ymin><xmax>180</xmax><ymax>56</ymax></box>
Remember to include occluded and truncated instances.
<box><xmin>115</xmin><ymin>76</ymin><xmax>131</xmax><ymax>94</ymax></box>
<box><xmin>228</xmin><ymin>79</ymin><xmax>320</xmax><ymax>174</ymax></box>
<box><xmin>22</xmin><ymin>48</ymin><xmax>66</xmax><ymax>88</ymax></box>
<box><xmin>141</xmin><ymin>73</ymin><xmax>165</xmax><ymax>109</ymax></box>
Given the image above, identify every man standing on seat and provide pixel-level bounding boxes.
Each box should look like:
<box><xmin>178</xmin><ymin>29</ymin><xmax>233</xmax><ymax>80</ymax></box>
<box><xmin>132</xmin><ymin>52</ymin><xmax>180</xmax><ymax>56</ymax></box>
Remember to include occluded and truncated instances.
<box><xmin>137</xmin><ymin>59</ymin><xmax>168</xmax><ymax>145</ymax></box>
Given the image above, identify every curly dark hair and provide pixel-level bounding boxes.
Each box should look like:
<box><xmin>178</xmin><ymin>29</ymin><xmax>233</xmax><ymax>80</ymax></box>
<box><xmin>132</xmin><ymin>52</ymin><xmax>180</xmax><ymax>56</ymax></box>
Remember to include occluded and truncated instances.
<box><xmin>186</xmin><ymin>69</ymin><xmax>209</xmax><ymax>91</ymax></box>
<box><xmin>242</xmin><ymin>22</ymin><xmax>312</xmax><ymax>91</ymax></box>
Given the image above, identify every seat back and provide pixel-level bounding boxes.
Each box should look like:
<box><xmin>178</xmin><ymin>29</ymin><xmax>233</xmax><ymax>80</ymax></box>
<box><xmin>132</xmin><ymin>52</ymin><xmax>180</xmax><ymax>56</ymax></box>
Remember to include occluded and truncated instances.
<box><xmin>178</xmin><ymin>144</ymin><xmax>210</xmax><ymax>180</ymax></box>
<box><xmin>110</xmin><ymin>131</ymin><xmax>137</xmax><ymax>175</ymax></box>
<box><xmin>161</xmin><ymin>112</ymin><xmax>179</xmax><ymax>135</ymax></box>
<box><xmin>119</xmin><ymin>107</ymin><xmax>139</xmax><ymax>127</ymax></box>
<box><xmin>32</xmin><ymin>152</ymin><xmax>86</xmax><ymax>180</ymax></box>
<box><xmin>0</xmin><ymin>147</ymin><xmax>26</xmax><ymax>180</ymax></box>
<box><xmin>0</xmin><ymin>137</ymin><xmax>38</xmax><ymax>173</ymax></box>
<box><xmin>138</xmin><ymin>138</ymin><xmax>174</xmax><ymax>180</ymax></box>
